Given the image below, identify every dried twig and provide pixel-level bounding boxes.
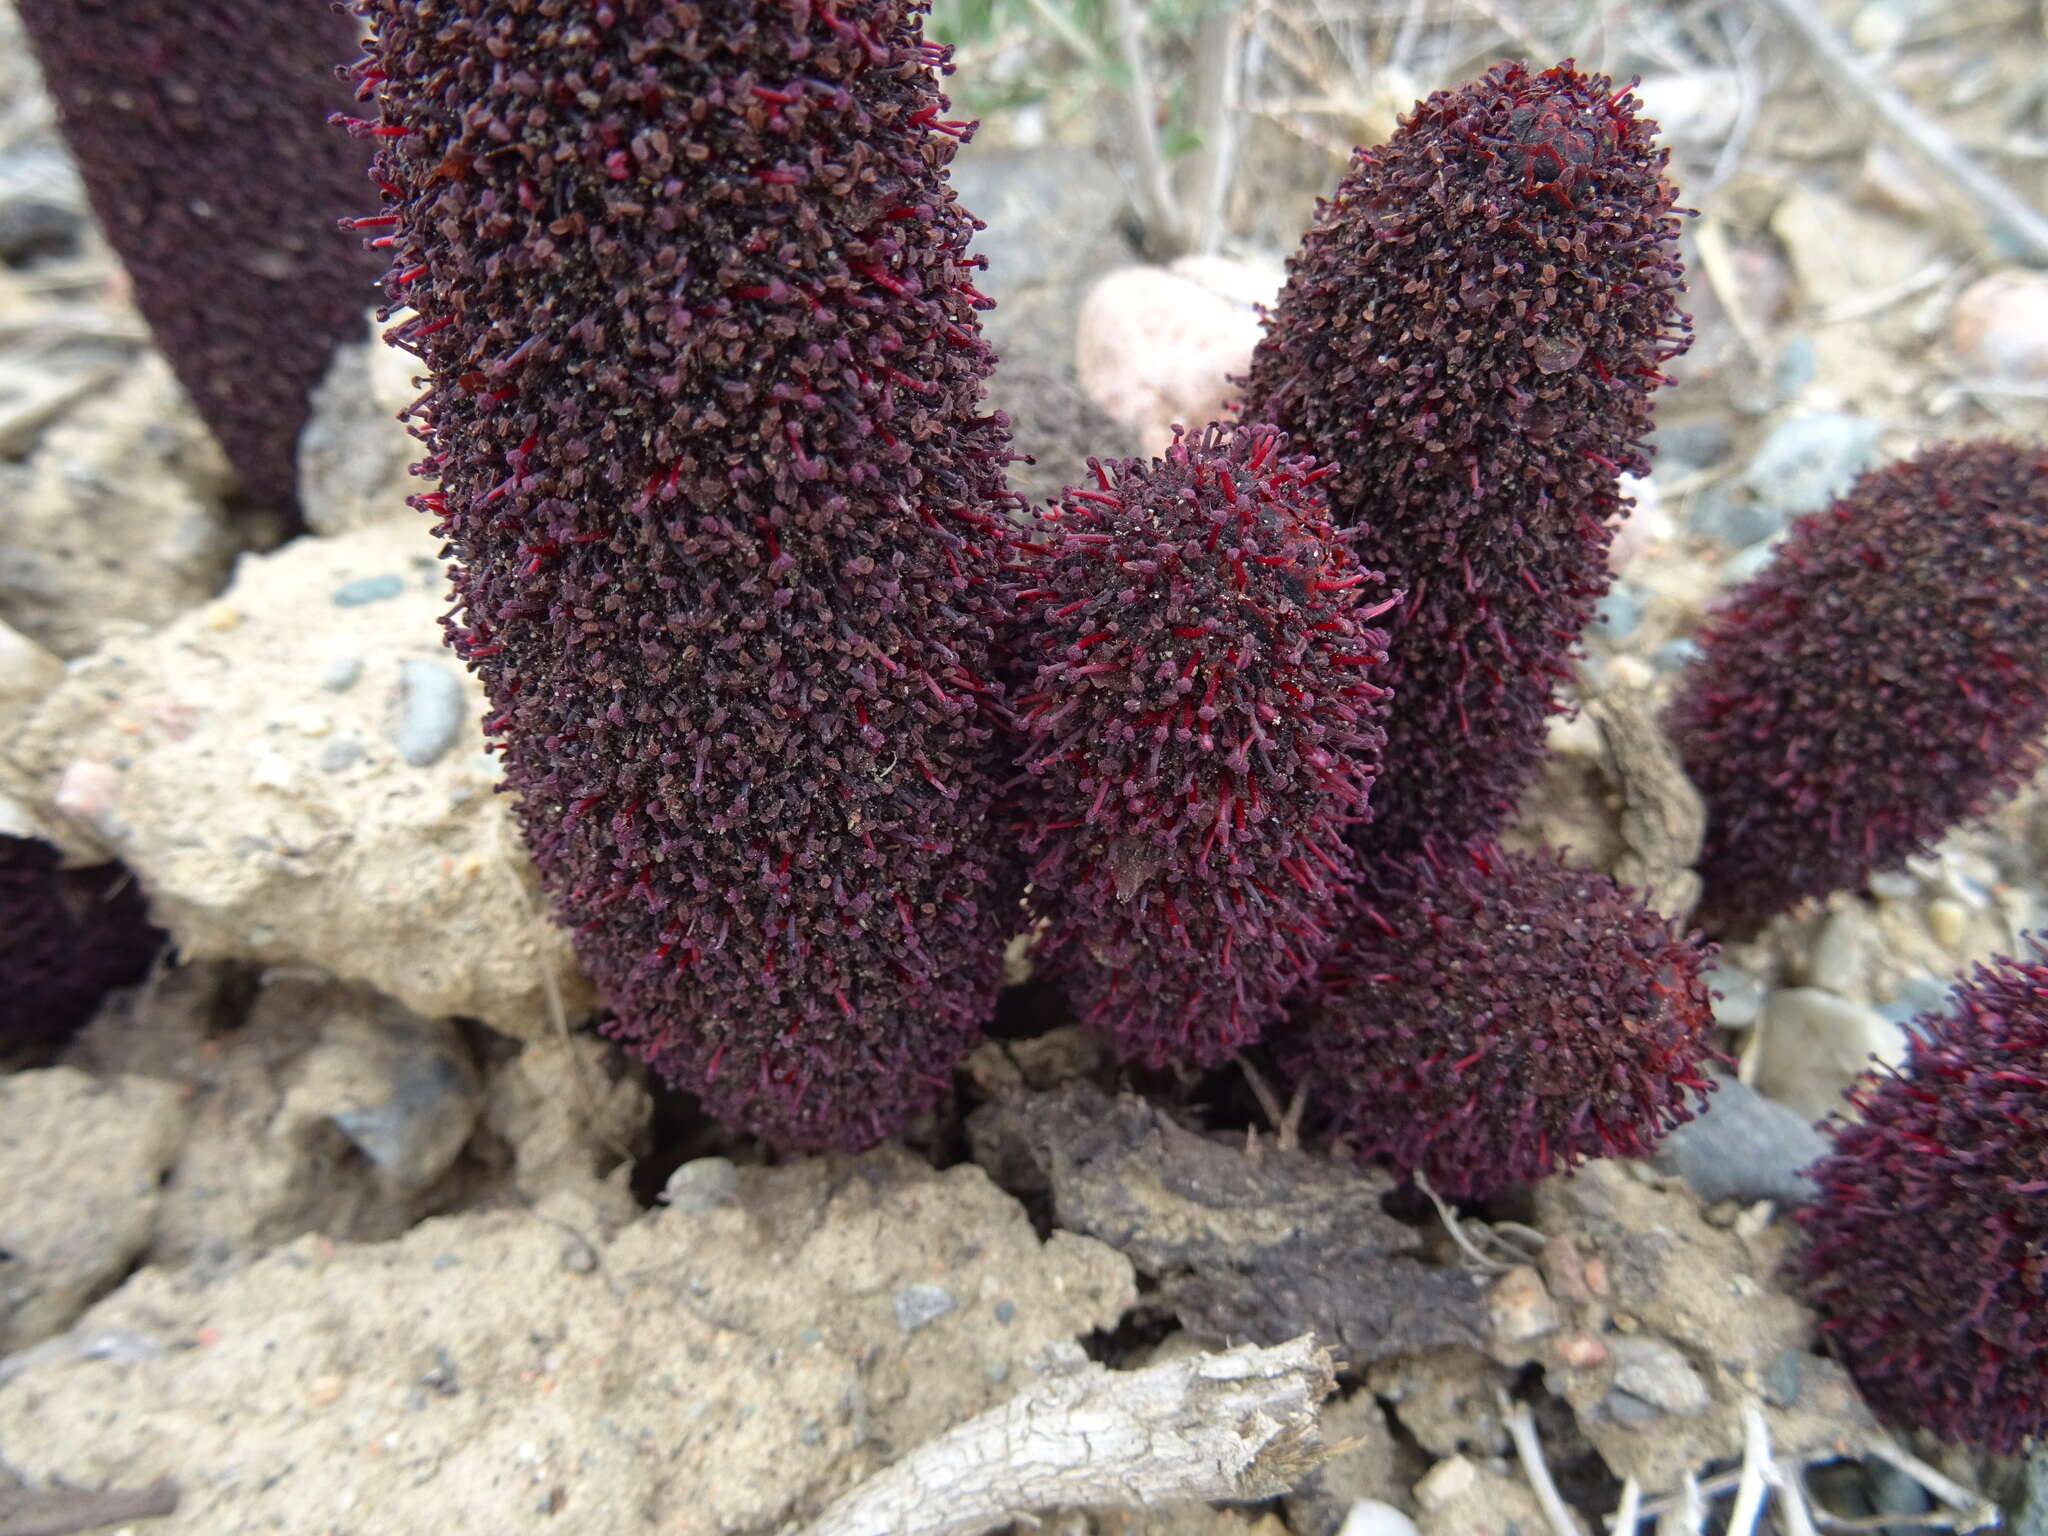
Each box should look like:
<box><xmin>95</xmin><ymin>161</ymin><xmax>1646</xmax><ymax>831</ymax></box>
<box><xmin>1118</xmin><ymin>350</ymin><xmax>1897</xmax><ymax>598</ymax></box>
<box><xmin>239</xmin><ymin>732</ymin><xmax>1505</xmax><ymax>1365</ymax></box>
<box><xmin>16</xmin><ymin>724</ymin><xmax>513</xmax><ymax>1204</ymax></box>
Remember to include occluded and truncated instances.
<box><xmin>1105</xmin><ymin>0</ymin><xmax>1188</xmax><ymax>257</ymax></box>
<box><xmin>1752</xmin><ymin>0</ymin><xmax>2048</xmax><ymax>263</ymax></box>
<box><xmin>0</xmin><ymin>1478</ymin><xmax>179</xmax><ymax>1536</ymax></box>
<box><xmin>801</xmin><ymin>1337</ymin><xmax>1337</xmax><ymax>1536</ymax></box>
<box><xmin>1414</xmin><ymin>1169</ymin><xmax>1508</xmax><ymax>1274</ymax></box>
<box><xmin>1498</xmin><ymin>1391</ymin><xmax>1584</xmax><ymax>1536</ymax></box>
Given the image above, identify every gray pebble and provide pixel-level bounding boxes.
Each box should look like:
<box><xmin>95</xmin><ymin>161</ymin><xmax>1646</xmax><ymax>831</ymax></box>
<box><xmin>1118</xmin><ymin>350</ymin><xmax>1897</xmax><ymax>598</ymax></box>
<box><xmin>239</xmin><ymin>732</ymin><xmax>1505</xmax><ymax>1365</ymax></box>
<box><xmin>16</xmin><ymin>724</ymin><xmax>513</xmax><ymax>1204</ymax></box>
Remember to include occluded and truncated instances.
<box><xmin>1704</xmin><ymin>961</ymin><xmax>1766</xmax><ymax>1029</ymax></box>
<box><xmin>321</xmin><ymin>653</ymin><xmax>363</xmax><ymax>692</ymax></box>
<box><xmin>1806</xmin><ymin>904</ymin><xmax>1869</xmax><ymax>995</ymax></box>
<box><xmin>984</xmin><ymin>1360</ymin><xmax>1010</xmax><ymax>1384</ymax></box>
<box><xmin>1590</xmin><ymin>584</ymin><xmax>1643</xmax><ymax>642</ymax></box>
<box><xmin>892</xmin><ymin>1283</ymin><xmax>958</xmax><ymax>1333</ymax></box>
<box><xmin>331</xmin><ymin>574</ymin><xmax>405</xmax><ymax>608</ymax></box>
<box><xmin>1607</xmin><ymin>1335</ymin><xmax>1709</xmax><ymax>1416</ymax></box>
<box><xmin>2018</xmin><ymin>1449</ymin><xmax>2048</xmax><ymax>1536</ymax></box>
<box><xmin>1652</xmin><ymin>636</ymin><xmax>1701</xmax><ymax>674</ymax></box>
<box><xmin>394</xmin><ymin>658</ymin><xmax>464</xmax><ymax>767</ymax></box>
<box><xmin>1690</xmin><ymin>485</ymin><xmax>1786</xmax><ymax>549</ymax></box>
<box><xmin>1761</xmin><ymin>1348</ymin><xmax>1803</xmax><ymax>1408</ymax></box>
<box><xmin>1743</xmin><ymin>413</ymin><xmax>1883</xmax><ymax>518</ymax></box>
<box><xmin>1772</xmin><ymin>335</ymin><xmax>1816</xmax><ymax>399</ymax></box>
<box><xmin>318</xmin><ymin>737</ymin><xmax>363</xmax><ymax>773</ymax></box>
<box><xmin>1866</xmin><ymin>868</ymin><xmax>1919</xmax><ymax>902</ymax></box>
<box><xmin>1652</xmin><ymin>1074</ymin><xmax>1827</xmax><ymax>1207</ymax></box>
<box><xmin>1876</xmin><ymin>971</ymin><xmax>1952</xmax><ymax>1026</ymax></box>
<box><xmin>994</xmin><ymin>1300</ymin><xmax>1016</xmax><ymax>1324</ymax></box>
<box><xmin>663</xmin><ymin>1157</ymin><xmax>739</xmax><ymax>1213</ymax></box>
<box><xmin>1651</xmin><ymin>420</ymin><xmax>1733</xmax><ymax>476</ymax></box>
<box><xmin>1602</xmin><ymin>1388</ymin><xmax>1666</xmax><ymax>1428</ymax></box>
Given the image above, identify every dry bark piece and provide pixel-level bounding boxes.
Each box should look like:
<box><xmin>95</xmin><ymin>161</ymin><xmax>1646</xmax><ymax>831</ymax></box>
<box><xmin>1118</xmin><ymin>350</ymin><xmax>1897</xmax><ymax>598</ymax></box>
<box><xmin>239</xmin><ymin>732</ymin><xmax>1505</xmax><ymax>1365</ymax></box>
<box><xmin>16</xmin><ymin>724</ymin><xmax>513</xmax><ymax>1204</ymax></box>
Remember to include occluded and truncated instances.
<box><xmin>967</xmin><ymin>1084</ymin><xmax>1487</xmax><ymax>1365</ymax></box>
<box><xmin>802</xmin><ymin>1336</ymin><xmax>1337</xmax><ymax>1536</ymax></box>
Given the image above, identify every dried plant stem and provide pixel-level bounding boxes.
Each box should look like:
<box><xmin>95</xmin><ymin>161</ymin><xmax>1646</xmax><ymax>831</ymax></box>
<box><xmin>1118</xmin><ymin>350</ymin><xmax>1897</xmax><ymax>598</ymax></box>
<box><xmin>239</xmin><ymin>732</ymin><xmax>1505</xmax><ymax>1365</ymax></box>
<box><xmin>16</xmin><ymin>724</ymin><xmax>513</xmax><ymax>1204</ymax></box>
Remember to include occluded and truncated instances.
<box><xmin>1498</xmin><ymin>1392</ymin><xmax>1584</xmax><ymax>1536</ymax></box>
<box><xmin>1753</xmin><ymin>0</ymin><xmax>2048</xmax><ymax>262</ymax></box>
<box><xmin>802</xmin><ymin>1338</ymin><xmax>1337</xmax><ymax>1536</ymax></box>
<box><xmin>1106</xmin><ymin>0</ymin><xmax>1188</xmax><ymax>256</ymax></box>
<box><xmin>0</xmin><ymin>1478</ymin><xmax>179</xmax><ymax>1536</ymax></box>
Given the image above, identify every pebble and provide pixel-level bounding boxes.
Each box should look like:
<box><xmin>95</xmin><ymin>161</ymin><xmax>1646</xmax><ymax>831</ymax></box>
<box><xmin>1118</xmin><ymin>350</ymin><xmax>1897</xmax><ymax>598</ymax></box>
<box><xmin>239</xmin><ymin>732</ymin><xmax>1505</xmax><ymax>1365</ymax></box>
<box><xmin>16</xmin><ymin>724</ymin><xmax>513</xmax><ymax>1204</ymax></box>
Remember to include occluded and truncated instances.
<box><xmin>1603</xmin><ymin>1388</ymin><xmax>1665</xmax><ymax>1428</ymax></box>
<box><xmin>1652</xmin><ymin>636</ymin><xmax>1701</xmax><ymax>674</ymax></box>
<box><xmin>1606</xmin><ymin>1335</ymin><xmax>1709</xmax><ymax>1416</ymax></box>
<box><xmin>2019</xmin><ymin>1449</ymin><xmax>2048</xmax><ymax>1536</ymax></box>
<box><xmin>1590</xmin><ymin>584</ymin><xmax>1643</xmax><ymax>642</ymax></box>
<box><xmin>1652</xmin><ymin>419</ymin><xmax>1733</xmax><ymax>476</ymax></box>
<box><xmin>248</xmin><ymin>750</ymin><xmax>297</xmax><ymax>792</ymax></box>
<box><xmin>1338</xmin><ymin>1502</ymin><xmax>1420</xmax><ymax>1536</ymax></box>
<box><xmin>1413</xmin><ymin>1457</ymin><xmax>1477</xmax><ymax>1512</ymax></box>
<box><xmin>1925</xmin><ymin>897</ymin><xmax>1968</xmax><ymax>952</ymax></box>
<box><xmin>891</xmin><ymin>1283</ymin><xmax>958</xmax><ymax>1334</ymax></box>
<box><xmin>662</xmin><ymin>1157</ymin><xmax>738</xmax><ymax>1213</ymax></box>
<box><xmin>1772</xmin><ymin>335</ymin><xmax>1816</xmax><ymax>399</ymax></box>
<box><xmin>1486</xmin><ymin>1265</ymin><xmax>1559</xmax><ymax>1344</ymax></box>
<box><xmin>394</xmin><ymin>658</ymin><xmax>464</xmax><ymax>767</ymax></box>
<box><xmin>1867</xmin><ymin>868</ymin><xmax>1919</xmax><ymax>902</ymax></box>
<box><xmin>202</xmin><ymin>601</ymin><xmax>241</xmax><ymax>632</ymax></box>
<box><xmin>1704</xmin><ymin>961</ymin><xmax>1766</xmax><ymax>1029</ymax></box>
<box><xmin>1949</xmin><ymin>269</ymin><xmax>2048</xmax><ymax>384</ymax></box>
<box><xmin>1653</xmin><ymin>1074</ymin><xmax>1827</xmax><ymax>1206</ymax></box>
<box><xmin>1864</xmin><ymin>1455</ymin><xmax>1936</xmax><ymax>1533</ymax></box>
<box><xmin>1876</xmin><ymin>971</ymin><xmax>1951</xmax><ymax>1025</ymax></box>
<box><xmin>1690</xmin><ymin>485</ymin><xmax>1786</xmax><ymax>549</ymax></box>
<box><xmin>1742</xmin><ymin>413</ymin><xmax>1884</xmax><ymax>518</ymax></box>
<box><xmin>1755</xmin><ymin>988</ymin><xmax>1905</xmax><ymax>1122</ymax></box>
<box><xmin>330</xmin><ymin>574</ymin><xmax>405</xmax><ymax>608</ymax></box>
<box><xmin>1805</xmin><ymin>903</ymin><xmax>1869</xmax><ymax>995</ymax></box>
<box><xmin>318</xmin><ymin>738</ymin><xmax>364</xmax><ymax>774</ymax></box>
<box><xmin>321</xmin><ymin>653</ymin><xmax>363</xmax><ymax>692</ymax></box>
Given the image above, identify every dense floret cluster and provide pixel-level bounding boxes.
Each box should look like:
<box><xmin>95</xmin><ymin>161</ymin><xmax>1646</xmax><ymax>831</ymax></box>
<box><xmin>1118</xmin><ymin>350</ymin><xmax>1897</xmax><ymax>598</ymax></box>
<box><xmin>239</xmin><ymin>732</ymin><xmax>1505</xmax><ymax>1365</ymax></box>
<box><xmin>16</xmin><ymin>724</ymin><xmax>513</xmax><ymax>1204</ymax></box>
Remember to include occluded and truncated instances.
<box><xmin>1280</xmin><ymin>844</ymin><xmax>1718</xmax><ymax>1197</ymax></box>
<box><xmin>1669</xmin><ymin>440</ymin><xmax>2048</xmax><ymax>924</ymax></box>
<box><xmin>1792</xmin><ymin>943</ymin><xmax>2048</xmax><ymax>1453</ymax></box>
<box><xmin>1006</xmin><ymin>424</ymin><xmax>1394</xmax><ymax>1065</ymax></box>
<box><xmin>0</xmin><ymin>835</ymin><xmax>163</xmax><ymax>1048</ymax></box>
<box><xmin>1238</xmin><ymin>60</ymin><xmax>1689</xmax><ymax>858</ymax></box>
<box><xmin>16</xmin><ymin>0</ymin><xmax>377</xmax><ymax>520</ymax></box>
<box><xmin>351</xmin><ymin>0</ymin><xmax>1018</xmax><ymax>1149</ymax></box>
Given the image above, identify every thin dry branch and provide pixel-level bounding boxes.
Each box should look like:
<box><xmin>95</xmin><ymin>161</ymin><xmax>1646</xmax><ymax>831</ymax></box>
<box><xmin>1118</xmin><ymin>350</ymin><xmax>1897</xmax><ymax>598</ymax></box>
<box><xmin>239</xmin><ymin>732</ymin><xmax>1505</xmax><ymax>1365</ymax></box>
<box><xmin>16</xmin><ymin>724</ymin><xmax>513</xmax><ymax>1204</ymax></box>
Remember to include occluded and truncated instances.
<box><xmin>0</xmin><ymin>1478</ymin><xmax>179</xmax><ymax>1536</ymax></box>
<box><xmin>1106</xmin><ymin>0</ymin><xmax>1189</xmax><ymax>257</ymax></box>
<box><xmin>1753</xmin><ymin>0</ymin><xmax>2048</xmax><ymax>263</ymax></box>
<box><xmin>801</xmin><ymin>1337</ymin><xmax>1338</xmax><ymax>1536</ymax></box>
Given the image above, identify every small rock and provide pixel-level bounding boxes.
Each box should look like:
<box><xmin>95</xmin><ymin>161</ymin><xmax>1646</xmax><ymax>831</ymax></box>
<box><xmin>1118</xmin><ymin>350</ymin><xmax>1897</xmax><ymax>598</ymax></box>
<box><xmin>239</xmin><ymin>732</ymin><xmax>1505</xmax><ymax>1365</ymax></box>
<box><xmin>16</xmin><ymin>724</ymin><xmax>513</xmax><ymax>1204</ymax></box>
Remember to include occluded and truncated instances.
<box><xmin>1075</xmin><ymin>258</ymin><xmax>1277</xmax><ymax>456</ymax></box>
<box><xmin>892</xmin><ymin>1283</ymin><xmax>958</xmax><ymax>1334</ymax></box>
<box><xmin>2019</xmin><ymin>1448</ymin><xmax>2048</xmax><ymax>1536</ymax></box>
<box><xmin>327</xmin><ymin>1012</ymin><xmax>484</xmax><ymax>1191</ymax></box>
<box><xmin>1412</xmin><ymin>1457</ymin><xmax>1477</xmax><ymax>1513</ymax></box>
<box><xmin>320</xmin><ymin>651</ymin><xmax>364</xmax><ymax>691</ymax></box>
<box><xmin>1949</xmin><ymin>269</ymin><xmax>2048</xmax><ymax>384</ymax></box>
<box><xmin>1652</xmin><ymin>419</ymin><xmax>1733</xmax><ymax>476</ymax></box>
<box><xmin>1806</xmin><ymin>902</ymin><xmax>1869</xmax><ymax>995</ymax></box>
<box><xmin>1742</xmin><ymin>413</ymin><xmax>1884</xmax><ymax>519</ymax></box>
<box><xmin>1877</xmin><ymin>971</ymin><xmax>1952</xmax><ymax>1025</ymax></box>
<box><xmin>1603</xmin><ymin>1388</ymin><xmax>1665</xmax><ymax>1427</ymax></box>
<box><xmin>331</xmin><ymin>574</ymin><xmax>405</xmax><ymax>608</ymax></box>
<box><xmin>0</xmin><ymin>1070</ymin><xmax>190</xmax><ymax>1352</ymax></box>
<box><xmin>1652</xmin><ymin>1074</ymin><xmax>1827</xmax><ymax>1207</ymax></box>
<box><xmin>318</xmin><ymin>738</ymin><xmax>364</xmax><ymax>773</ymax></box>
<box><xmin>1863</xmin><ymin>1455</ymin><xmax>1936</xmax><ymax>1533</ymax></box>
<box><xmin>1606</xmin><ymin>1334</ymin><xmax>1709</xmax><ymax>1416</ymax></box>
<box><xmin>1338</xmin><ymin>1503</ymin><xmax>1419</xmax><ymax>1536</ymax></box>
<box><xmin>1925</xmin><ymin>896</ymin><xmax>1968</xmax><ymax>952</ymax></box>
<box><xmin>663</xmin><ymin>1157</ymin><xmax>739</xmax><ymax>1213</ymax></box>
<box><xmin>1652</xmin><ymin>636</ymin><xmax>1700</xmax><ymax>674</ymax></box>
<box><xmin>1486</xmin><ymin>1266</ymin><xmax>1559</xmax><ymax>1344</ymax></box>
<box><xmin>1773</xmin><ymin>335</ymin><xmax>1816</xmax><ymax>399</ymax></box>
<box><xmin>1867</xmin><ymin>868</ymin><xmax>1918</xmax><ymax>902</ymax></box>
<box><xmin>394</xmin><ymin>659</ymin><xmax>464</xmax><ymax>767</ymax></box>
<box><xmin>1689</xmin><ymin>484</ymin><xmax>1786</xmax><ymax>549</ymax></box>
<box><xmin>1704</xmin><ymin>961</ymin><xmax>1766</xmax><ymax>1028</ymax></box>
<box><xmin>1755</xmin><ymin>988</ymin><xmax>1905</xmax><ymax>1122</ymax></box>
<box><xmin>1590</xmin><ymin>584</ymin><xmax>1642</xmax><ymax>642</ymax></box>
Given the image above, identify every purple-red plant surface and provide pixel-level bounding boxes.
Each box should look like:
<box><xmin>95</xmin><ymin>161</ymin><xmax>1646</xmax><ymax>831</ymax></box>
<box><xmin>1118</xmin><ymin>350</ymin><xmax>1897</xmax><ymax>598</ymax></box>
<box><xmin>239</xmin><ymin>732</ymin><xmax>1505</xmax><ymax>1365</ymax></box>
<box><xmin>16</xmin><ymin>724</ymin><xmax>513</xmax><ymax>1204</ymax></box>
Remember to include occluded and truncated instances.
<box><xmin>1669</xmin><ymin>439</ymin><xmax>2048</xmax><ymax>925</ymax></box>
<box><xmin>1238</xmin><ymin>60</ymin><xmax>1689</xmax><ymax>858</ymax></box>
<box><xmin>0</xmin><ymin>834</ymin><xmax>163</xmax><ymax>1048</ymax></box>
<box><xmin>1006</xmin><ymin>423</ymin><xmax>1395</xmax><ymax>1066</ymax></box>
<box><xmin>1281</xmin><ymin>842</ymin><xmax>1718</xmax><ymax>1197</ymax></box>
<box><xmin>1793</xmin><ymin>942</ymin><xmax>2048</xmax><ymax>1453</ymax></box>
<box><xmin>349</xmin><ymin>0</ymin><xmax>1019</xmax><ymax>1150</ymax></box>
<box><xmin>16</xmin><ymin>0</ymin><xmax>378</xmax><ymax>520</ymax></box>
